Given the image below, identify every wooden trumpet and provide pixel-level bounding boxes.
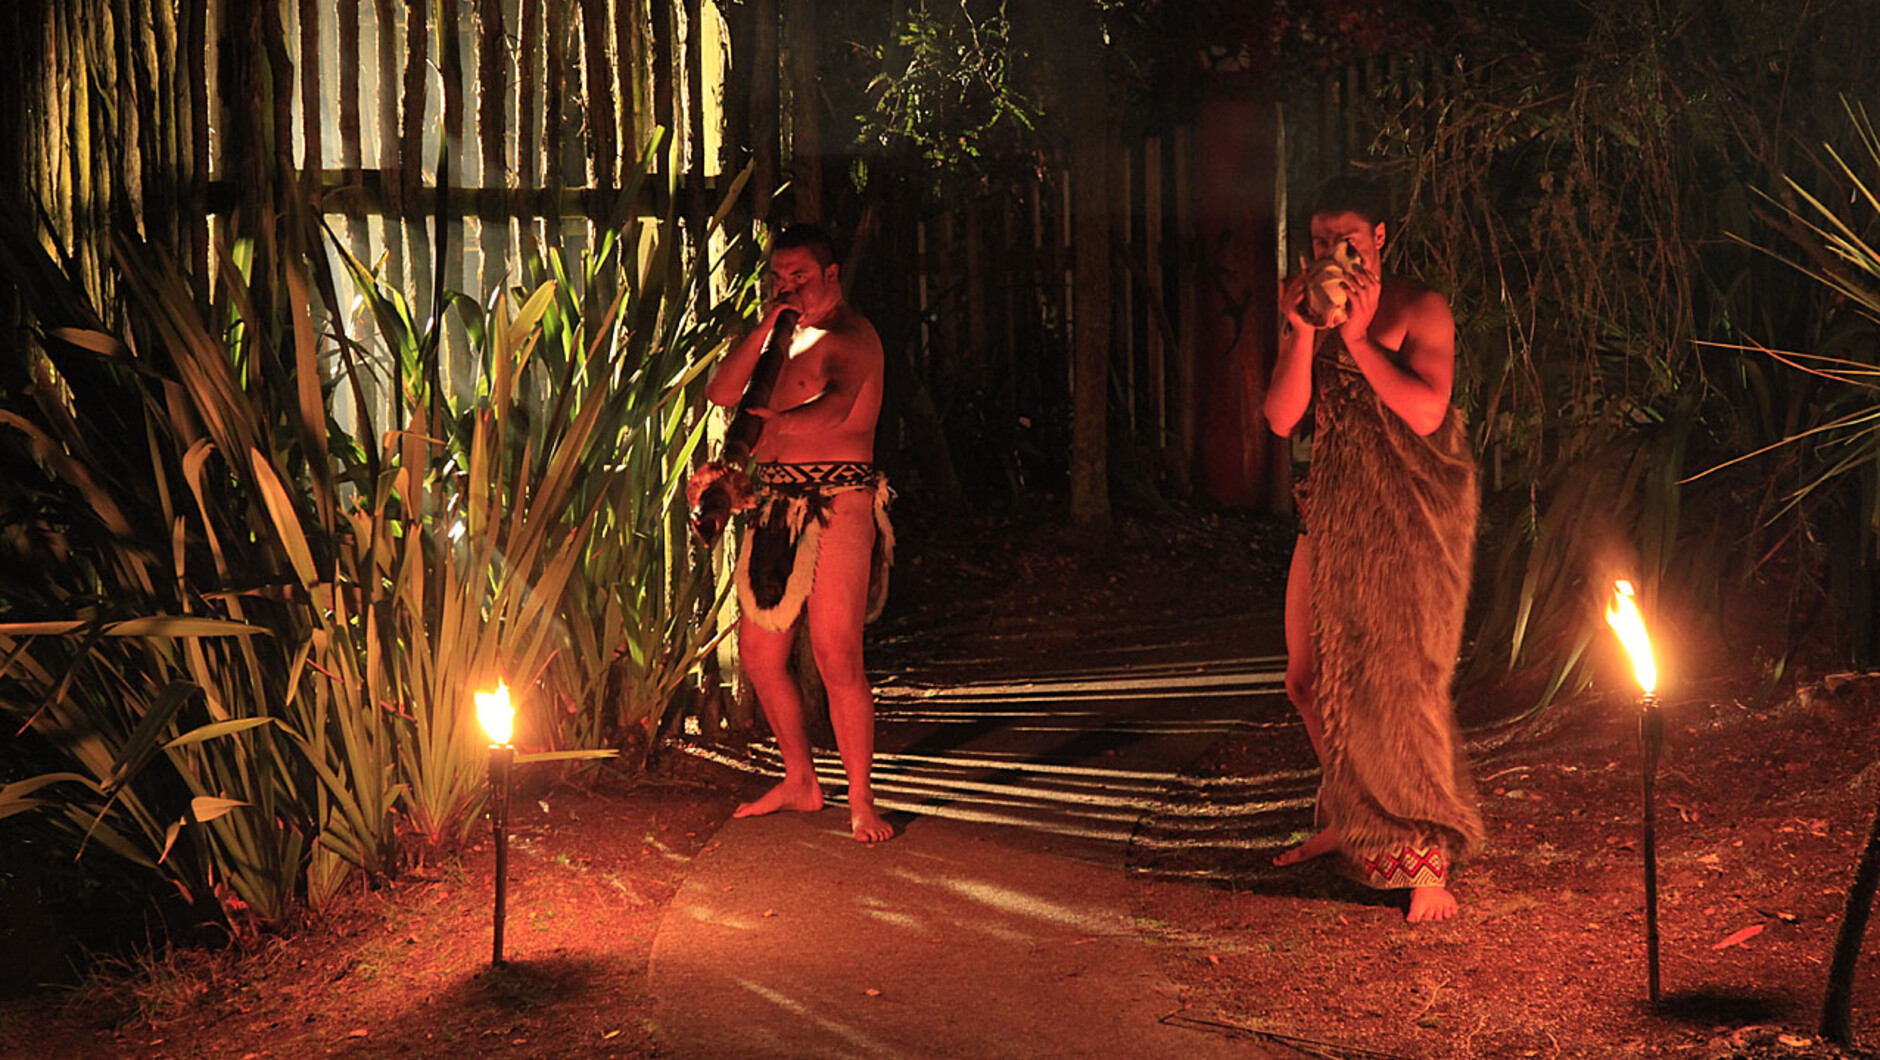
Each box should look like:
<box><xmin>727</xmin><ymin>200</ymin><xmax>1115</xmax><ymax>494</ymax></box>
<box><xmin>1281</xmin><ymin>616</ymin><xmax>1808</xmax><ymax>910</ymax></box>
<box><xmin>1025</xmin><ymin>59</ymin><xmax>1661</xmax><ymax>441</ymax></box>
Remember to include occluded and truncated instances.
<box><xmin>688</xmin><ymin>308</ymin><xmax>799</xmax><ymax>545</ymax></box>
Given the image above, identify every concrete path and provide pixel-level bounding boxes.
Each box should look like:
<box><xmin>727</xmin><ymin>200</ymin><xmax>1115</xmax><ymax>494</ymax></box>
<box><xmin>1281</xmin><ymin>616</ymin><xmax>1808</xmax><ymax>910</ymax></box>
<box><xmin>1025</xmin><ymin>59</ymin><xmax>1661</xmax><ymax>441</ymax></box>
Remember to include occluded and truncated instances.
<box><xmin>649</xmin><ymin>614</ymin><xmax>1315</xmax><ymax>1059</ymax></box>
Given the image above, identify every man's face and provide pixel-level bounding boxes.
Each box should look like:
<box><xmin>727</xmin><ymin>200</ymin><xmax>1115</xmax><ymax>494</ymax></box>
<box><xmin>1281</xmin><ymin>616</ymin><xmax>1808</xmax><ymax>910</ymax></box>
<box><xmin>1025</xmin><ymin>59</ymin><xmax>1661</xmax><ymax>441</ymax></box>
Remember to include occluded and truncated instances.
<box><xmin>1309</xmin><ymin>211</ymin><xmax>1385</xmax><ymax>272</ymax></box>
<box><xmin>769</xmin><ymin>247</ymin><xmax>839</xmax><ymax>318</ymax></box>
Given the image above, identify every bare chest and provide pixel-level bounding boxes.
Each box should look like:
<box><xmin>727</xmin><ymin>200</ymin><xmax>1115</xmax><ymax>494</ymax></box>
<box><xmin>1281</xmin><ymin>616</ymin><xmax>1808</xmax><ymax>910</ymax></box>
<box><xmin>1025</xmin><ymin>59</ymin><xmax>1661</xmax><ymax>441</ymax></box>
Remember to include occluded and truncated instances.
<box><xmin>769</xmin><ymin>336</ymin><xmax>830</xmax><ymax>406</ymax></box>
<box><xmin>1366</xmin><ymin>290</ymin><xmax>1417</xmax><ymax>352</ymax></box>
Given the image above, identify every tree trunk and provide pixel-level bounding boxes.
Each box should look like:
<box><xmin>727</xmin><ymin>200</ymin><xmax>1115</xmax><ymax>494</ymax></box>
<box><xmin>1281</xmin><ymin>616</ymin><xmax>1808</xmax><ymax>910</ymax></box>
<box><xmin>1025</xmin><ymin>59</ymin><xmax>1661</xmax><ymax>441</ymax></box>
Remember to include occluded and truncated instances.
<box><xmin>1191</xmin><ymin>68</ymin><xmax>1284</xmax><ymax>510</ymax></box>
<box><xmin>1067</xmin><ymin>15</ymin><xmax>1111</xmax><ymax>526</ymax></box>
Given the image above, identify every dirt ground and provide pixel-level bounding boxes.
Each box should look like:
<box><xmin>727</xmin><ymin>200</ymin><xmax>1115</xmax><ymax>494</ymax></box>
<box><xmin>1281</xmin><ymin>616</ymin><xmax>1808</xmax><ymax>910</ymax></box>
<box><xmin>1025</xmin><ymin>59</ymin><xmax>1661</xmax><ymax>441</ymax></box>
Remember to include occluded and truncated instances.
<box><xmin>1135</xmin><ymin>661</ymin><xmax>1880</xmax><ymax>1060</ymax></box>
<box><xmin>3</xmin><ymin>505</ymin><xmax>1879</xmax><ymax>1060</ymax></box>
<box><xmin>0</xmin><ymin>766</ymin><xmax>740</xmax><ymax>1060</ymax></box>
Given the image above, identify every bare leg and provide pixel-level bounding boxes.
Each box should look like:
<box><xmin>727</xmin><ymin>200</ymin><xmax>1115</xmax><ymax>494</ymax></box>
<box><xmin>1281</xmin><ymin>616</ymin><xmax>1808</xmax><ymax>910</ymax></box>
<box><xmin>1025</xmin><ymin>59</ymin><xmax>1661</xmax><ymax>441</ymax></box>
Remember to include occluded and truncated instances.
<box><xmin>806</xmin><ymin>491</ymin><xmax>893</xmax><ymax>843</ymax></box>
<box><xmin>1275</xmin><ymin>533</ymin><xmax>1337</xmax><ymax>867</ymax></box>
<box><xmin>733</xmin><ymin>616</ymin><xmax>825</xmax><ymax>819</ymax></box>
<box><xmin>1282</xmin><ymin>533</ymin><xmax>1324</xmax><ymax>760</ymax></box>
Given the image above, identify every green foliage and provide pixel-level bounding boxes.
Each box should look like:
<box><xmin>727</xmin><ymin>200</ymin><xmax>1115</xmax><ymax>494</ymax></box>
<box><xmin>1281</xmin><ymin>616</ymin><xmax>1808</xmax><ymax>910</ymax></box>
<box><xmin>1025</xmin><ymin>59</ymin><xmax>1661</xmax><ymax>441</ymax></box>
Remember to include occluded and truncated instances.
<box><xmin>0</xmin><ymin>228</ymin><xmax>352</xmax><ymax>921</ymax></box>
<box><xmin>852</xmin><ymin>0</ymin><xmax>1042</xmax><ymax>192</ymax></box>
<box><xmin>1295</xmin><ymin>0</ymin><xmax>1880</xmax><ymax>700</ymax></box>
<box><xmin>1708</xmin><ymin>99</ymin><xmax>1880</xmax><ymax>666</ymax></box>
<box><xmin>0</xmin><ymin>135</ymin><xmax>750</xmax><ymax>924</ymax></box>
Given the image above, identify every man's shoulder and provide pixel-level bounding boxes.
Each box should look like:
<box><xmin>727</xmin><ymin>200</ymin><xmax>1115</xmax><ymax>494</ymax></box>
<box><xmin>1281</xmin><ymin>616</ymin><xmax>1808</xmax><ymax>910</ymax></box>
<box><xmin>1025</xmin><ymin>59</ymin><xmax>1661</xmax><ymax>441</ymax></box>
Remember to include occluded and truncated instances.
<box><xmin>1384</xmin><ymin>276</ymin><xmax>1454</xmax><ymax>320</ymax></box>
<box><xmin>827</xmin><ymin>306</ymin><xmax>884</xmax><ymax>356</ymax></box>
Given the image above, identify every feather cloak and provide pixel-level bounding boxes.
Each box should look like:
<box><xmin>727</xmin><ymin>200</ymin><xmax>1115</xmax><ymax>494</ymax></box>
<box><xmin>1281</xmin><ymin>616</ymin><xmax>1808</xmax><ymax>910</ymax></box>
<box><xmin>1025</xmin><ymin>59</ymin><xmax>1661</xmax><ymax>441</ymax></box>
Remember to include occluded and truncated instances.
<box><xmin>1297</xmin><ymin>335</ymin><xmax>1485</xmax><ymax>884</ymax></box>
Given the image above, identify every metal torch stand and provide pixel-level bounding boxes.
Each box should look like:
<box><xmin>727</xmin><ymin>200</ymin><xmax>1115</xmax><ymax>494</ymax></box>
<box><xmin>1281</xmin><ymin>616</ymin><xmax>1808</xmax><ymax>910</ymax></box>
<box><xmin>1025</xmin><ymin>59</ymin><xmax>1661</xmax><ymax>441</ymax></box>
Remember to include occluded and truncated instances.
<box><xmin>491</xmin><ymin>744</ymin><xmax>514</xmax><ymax>966</ymax></box>
<box><xmin>1640</xmin><ymin>694</ymin><xmax>1662</xmax><ymax>1003</ymax></box>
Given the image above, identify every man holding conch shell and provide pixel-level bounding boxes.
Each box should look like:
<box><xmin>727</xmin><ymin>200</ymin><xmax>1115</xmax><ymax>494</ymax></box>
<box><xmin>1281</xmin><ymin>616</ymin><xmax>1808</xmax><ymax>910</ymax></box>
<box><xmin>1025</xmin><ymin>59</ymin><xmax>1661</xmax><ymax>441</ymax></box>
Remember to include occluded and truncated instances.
<box><xmin>1265</xmin><ymin>177</ymin><xmax>1484</xmax><ymax>921</ymax></box>
<box><xmin>690</xmin><ymin>224</ymin><xmax>896</xmax><ymax>843</ymax></box>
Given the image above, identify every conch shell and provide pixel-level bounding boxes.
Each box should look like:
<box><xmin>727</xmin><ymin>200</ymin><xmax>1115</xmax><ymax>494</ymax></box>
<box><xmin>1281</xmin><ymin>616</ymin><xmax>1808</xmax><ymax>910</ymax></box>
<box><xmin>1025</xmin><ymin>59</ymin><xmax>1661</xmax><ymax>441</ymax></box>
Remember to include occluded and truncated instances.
<box><xmin>1300</xmin><ymin>238</ymin><xmax>1363</xmax><ymax>329</ymax></box>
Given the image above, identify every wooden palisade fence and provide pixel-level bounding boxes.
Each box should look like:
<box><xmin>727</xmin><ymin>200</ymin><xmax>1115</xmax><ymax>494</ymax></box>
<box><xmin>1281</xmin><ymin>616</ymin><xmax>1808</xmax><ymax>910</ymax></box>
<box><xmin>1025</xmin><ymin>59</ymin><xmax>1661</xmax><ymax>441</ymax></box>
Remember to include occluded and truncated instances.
<box><xmin>0</xmin><ymin>0</ymin><xmax>1305</xmax><ymax>519</ymax></box>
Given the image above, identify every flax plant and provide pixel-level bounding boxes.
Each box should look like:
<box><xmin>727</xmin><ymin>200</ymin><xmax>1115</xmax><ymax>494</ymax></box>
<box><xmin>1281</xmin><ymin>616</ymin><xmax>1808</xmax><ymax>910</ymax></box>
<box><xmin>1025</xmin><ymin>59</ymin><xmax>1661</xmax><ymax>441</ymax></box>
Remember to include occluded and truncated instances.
<box><xmin>1714</xmin><ymin>97</ymin><xmax>1880</xmax><ymax>1056</ymax></box>
<box><xmin>1</xmin><ymin>134</ymin><xmax>753</xmax><ymax>919</ymax></box>
<box><xmin>0</xmin><ymin>223</ymin><xmax>351</xmax><ymax>921</ymax></box>
<box><xmin>532</xmin><ymin>169</ymin><xmax>759</xmax><ymax>762</ymax></box>
<box><xmin>1713</xmin><ymin>102</ymin><xmax>1880</xmax><ymax>503</ymax></box>
<box><xmin>321</xmin><ymin>136</ymin><xmax>756</xmax><ymax>845</ymax></box>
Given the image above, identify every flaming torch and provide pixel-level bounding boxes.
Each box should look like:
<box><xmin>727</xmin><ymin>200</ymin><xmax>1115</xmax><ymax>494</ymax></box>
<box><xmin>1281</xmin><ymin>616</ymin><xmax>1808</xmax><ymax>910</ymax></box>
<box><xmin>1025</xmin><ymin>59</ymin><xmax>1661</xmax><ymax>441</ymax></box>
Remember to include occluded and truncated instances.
<box><xmin>476</xmin><ymin>682</ymin><xmax>516</xmax><ymax>966</ymax></box>
<box><xmin>1605</xmin><ymin>580</ymin><xmax>1662</xmax><ymax>1002</ymax></box>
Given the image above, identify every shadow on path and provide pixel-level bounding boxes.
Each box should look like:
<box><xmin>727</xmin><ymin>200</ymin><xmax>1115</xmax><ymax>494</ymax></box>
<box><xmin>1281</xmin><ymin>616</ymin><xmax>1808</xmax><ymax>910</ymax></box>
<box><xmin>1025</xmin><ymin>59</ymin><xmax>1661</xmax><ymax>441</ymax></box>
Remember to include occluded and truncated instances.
<box><xmin>650</xmin><ymin>613</ymin><xmax>1343</xmax><ymax>1058</ymax></box>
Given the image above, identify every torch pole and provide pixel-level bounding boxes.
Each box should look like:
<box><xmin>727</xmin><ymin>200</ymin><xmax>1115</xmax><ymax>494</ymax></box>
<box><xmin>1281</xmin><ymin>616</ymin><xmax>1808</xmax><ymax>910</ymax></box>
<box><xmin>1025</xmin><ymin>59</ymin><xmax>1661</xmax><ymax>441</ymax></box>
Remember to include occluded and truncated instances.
<box><xmin>1640</xmin><ymin>691</ymin><xmax>1662</xmax><ymax>1003</ymax></box>
<box><xmin>491</xmin><ymin>742</ymin><xmax>514</xmax><ymax>966</ymax></box>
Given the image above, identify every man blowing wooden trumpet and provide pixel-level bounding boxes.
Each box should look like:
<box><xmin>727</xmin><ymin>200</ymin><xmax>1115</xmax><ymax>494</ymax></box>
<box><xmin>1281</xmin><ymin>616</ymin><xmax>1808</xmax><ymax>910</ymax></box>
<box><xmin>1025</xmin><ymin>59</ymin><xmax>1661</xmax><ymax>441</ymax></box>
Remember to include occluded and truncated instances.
<box><xmin>687</xmin><ymin>224</ymin><xmax>896</xmax><ymax>843</ymax></box>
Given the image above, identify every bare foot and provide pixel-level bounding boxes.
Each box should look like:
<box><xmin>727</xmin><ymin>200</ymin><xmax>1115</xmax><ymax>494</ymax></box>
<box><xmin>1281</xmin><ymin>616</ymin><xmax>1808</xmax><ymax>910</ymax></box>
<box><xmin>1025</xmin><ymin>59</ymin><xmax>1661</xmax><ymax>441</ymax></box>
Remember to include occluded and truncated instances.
<box><xmin>1273</xmin><ymin>827</ymin><xmax>1339</xmax><ymax>866</ymax></box>
<box><xmin>734</xmin><ymin>777</ymin><xmax>824</xmax><ymax>819</ymax></box>
<box><xmin>1407</xmin><ymin>885</ymin><xmax>1458</xmax><ymax>923</ymax></box>
<box><xmin>849</xmin><ymin>801</ymin><xmax>895</xmax><ymax>843</ymax></box>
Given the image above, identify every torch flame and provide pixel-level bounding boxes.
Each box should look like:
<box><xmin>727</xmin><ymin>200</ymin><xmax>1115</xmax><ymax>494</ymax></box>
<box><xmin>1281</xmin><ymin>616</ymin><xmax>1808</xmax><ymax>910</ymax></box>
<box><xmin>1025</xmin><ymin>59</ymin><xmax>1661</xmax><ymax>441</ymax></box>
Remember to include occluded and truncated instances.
<box><xmin>1604</xmin><ymin>580</ymin><xmax>1657</xmax><ymax>695</ymax></box>
<box><xmin>476</xmin><ymin>682</ymin><xmax>515</xmax><ymax>746</ymax></box>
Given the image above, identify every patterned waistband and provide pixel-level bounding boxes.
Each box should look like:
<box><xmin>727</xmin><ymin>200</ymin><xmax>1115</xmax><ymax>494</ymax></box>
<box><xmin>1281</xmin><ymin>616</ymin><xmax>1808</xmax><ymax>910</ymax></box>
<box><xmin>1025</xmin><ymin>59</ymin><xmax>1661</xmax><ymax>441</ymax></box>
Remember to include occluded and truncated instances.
<box><xmin>753</xmin><ymin>461</ymin><xmax>879</xmax><ymax>492</ymax></box>
<box><xmin>1357</xmin><ymin>845</ymin><xmax>1449</xmax><ymax>889</ymax></box>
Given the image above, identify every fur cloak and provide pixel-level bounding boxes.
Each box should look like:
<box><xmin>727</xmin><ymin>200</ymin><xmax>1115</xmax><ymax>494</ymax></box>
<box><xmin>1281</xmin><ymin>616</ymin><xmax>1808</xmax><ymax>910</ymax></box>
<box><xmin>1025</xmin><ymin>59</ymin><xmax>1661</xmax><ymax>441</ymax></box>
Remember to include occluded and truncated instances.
<box><xmin>1297</xmin><ymin>335</ymin><xmax>1485</xmax><ymax>886</ymax></box>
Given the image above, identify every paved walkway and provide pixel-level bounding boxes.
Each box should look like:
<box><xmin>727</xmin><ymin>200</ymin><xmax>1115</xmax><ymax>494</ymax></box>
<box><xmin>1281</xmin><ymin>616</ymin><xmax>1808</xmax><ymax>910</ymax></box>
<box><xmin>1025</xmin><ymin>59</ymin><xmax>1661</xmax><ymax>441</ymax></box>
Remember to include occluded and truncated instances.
<box><xmin>649</xmin><ymin>614</ymin><xmax>1318</xmax><ymax>1059</ymax></box>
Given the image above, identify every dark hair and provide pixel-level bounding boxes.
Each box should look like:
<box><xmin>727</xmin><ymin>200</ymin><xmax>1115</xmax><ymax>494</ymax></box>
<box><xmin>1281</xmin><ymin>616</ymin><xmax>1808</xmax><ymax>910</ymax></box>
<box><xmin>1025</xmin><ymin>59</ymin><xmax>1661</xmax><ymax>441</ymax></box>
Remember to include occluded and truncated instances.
<box><xmin>1307</xmin><ymin>176</ymin><xmax>1392</xmax><ymax>228</ymax></box>
<box><xmin>772</xmin><ymin>223</ymin><xmax>838</xmax><ymax>269</ymax></box>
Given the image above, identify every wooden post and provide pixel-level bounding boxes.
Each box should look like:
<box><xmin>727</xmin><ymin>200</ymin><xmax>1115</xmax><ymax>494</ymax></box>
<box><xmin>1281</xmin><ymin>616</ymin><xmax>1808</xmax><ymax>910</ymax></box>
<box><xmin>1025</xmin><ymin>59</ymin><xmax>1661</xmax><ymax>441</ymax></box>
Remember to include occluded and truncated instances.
<box><xmin>69</xmin><ymin>0</ymin><xmax>95</xmax><ymax>293</ymax></box>
<box><xmin>400</xmin><ymin>0</ymin><xmax>432</xmax><ymax>304</ymax></box>
<box><xmin>1145</xmin><ymin>136</ymin><xmax>1166</xmax><ymax>448</ymax></box>
<box><xmin>515</xmin><ymin>0</ymin><xmax>541</xmax><ymax>253</ymax></box>
<box><xmin>915</xmin><ymin>218</ymin><xmax>930</xmax><ymax>367</ymax></box>
<box><xmin>1117</xmin><ymin>140</ymin><xmax>1136</xmax><ymax>438</ymax></box>
<box><xmin>338</xmin><ymin>0</ymin><xmax>369</xmax><ymax>266</ymax></box>
<box><xmin>374</xmin><ymin>0</ymin><xmax>404</xmax><ymax>288</ymax></box>
<box><xmin>118</xmin><ymin>0</ymin><xmax>145</xmax><ymax>235</ymax></box>
<box><xmin>478</xmin><ymin>0</ymin><xmax>510</xmax><ymax>298</ymax></box>
<box><xmin>50</xmin><ymin>7</ymin><xmax>69</xmax><ymax>252</ymax></box>
<box><xmin>477</xmin><ymin>0</ymin><xmax>507</xmax><ymax>217</ymax></box>
<box><xmin>684</xmin><ymin>0</ymin><xmax>707</xmax><ymax>241</ymax></box>
<box><xmin>399</xmin><ymin>0</ymin><xmax>429</xmax><ymax>210</ymax></box>
<box><xmin>614</xmin><ymin>0</ymin><xmax>644</xmax><ymax>164</ymax></box>
<box><xmin>781</xmin><ymin>0</ymin><xmax>819</xmax><ymax>220</ymax></box>
<box><xmin>543</xmin><ymin>0</ymin><xmax>568</xmax><ymax>248</ymax></box>
<box><xmin>1029</xmin><ymin>174</ymin><xmax>1051</xmax><ymax>406</ymax></box>
<box><xmin>299</xmin><ymin>0</ymin><xmax>322</xmax><ymax>186</ymax></box>
<box><xmin>186</xmin><ymin>0</ymin><xmax>208</xmax><ymax>283</ymax></box>
<box><xmin>1000</xmin><ymin>192</ymin><xmax>1019</xmax><ymax>436</ymax></box>
<box><xmin>580</xmin><ymin>0</ymin><xmax>616</xmax><ymax>191</ymax></box>
<box><xmin>265</xmin><ymin>0</ymin><xmax>294</xmax><ymax>201</ymax></box>
<box><xmin>936</xmin><ymin>211</ymin><xmax>954</xmax><ymax>360</ymax></box>
<box><xmin>1067</xmin><ymin>11</ymin><xmax>1110</xmax><ymax>525</ymax></box>
<box><xmin>966</xmin><ymin>199</ymin><xmax>987</xmax><ymax>377</ymax></box>
<box><xmin>745</xmin><ymin>0</ymin><xmax>777</xmax><ymax>223</ymax></box>
<box><xmin>98</xmin><ymin>0</ymin><xmax>119</xmax><ymax>245</ymax></box>
<box><xmin>0</xmin><ymin>5</ymin><xmax>24</xmax><ymax>239</ymax></box>
<box><xmin>153</xmin><ymin>0</ymin><xmax>179</xmax><ymax>253</ymax></box>
<box><xmin>441</xmin><ymin>0</ymin><xmax>467</xmax><ymax>396</ymax></box>
<box><xmin>649</xmin><ymin>0</ymin><xmax>674</xmax><ymax>150</ymax></box>
<box><xmin>1191</xmin><ymin>67</ymin><xmax>1282</xmax><ymax>510</ymax></box>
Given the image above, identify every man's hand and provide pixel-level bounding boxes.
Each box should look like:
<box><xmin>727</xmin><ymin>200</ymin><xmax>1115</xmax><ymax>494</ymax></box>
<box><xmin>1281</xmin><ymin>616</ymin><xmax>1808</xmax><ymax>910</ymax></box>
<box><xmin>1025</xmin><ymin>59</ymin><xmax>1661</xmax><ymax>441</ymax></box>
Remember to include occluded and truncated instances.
<box><xmin>1335</xmin><ymin>257</ymin><xmax>1381</xmax><ymax>345</ymax></box>
<box><xmin>754</xmin><ymin>300</ymin><xmax>792</xmax><ymax>333</ymax></box>
<box><xmin>744</xmin><ymin>405</ymin><xmax>788</xmax><ymax>434</ymax></box>
<box><xmin>1279</xmin><ymin>256</ymin><xmax>1312</xmax><ymax>333</ymax></box>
